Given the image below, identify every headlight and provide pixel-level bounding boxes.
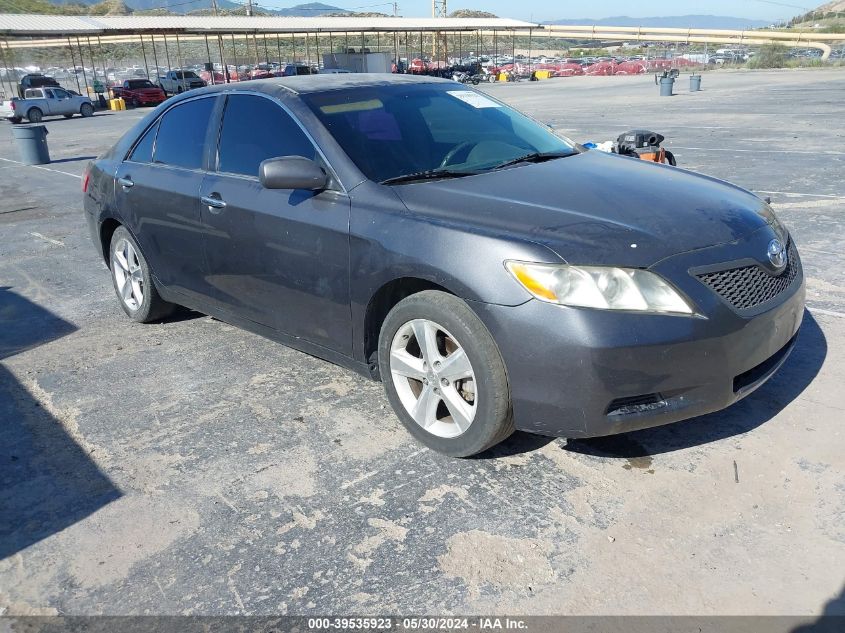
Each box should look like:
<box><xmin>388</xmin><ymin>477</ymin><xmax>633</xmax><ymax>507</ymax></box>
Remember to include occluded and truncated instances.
<box><xmin>505</xmin><ymin>261</ymin><xmax>694</xmax><ymax>314</ymax></box>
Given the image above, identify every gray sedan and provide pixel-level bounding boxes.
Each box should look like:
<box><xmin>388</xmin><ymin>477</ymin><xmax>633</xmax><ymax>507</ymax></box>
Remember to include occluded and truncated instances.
<box><xmin>83</xmin><ymin>75</ymin><xmax>804</xmax><ymax>456</ymax></box>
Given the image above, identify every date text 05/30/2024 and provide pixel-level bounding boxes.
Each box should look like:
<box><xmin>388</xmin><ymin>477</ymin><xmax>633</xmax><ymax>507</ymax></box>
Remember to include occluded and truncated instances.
<box><xmin>307</xmin><ymin>617</ymin><xmax>528</xmax><ymax>630</ymax></box>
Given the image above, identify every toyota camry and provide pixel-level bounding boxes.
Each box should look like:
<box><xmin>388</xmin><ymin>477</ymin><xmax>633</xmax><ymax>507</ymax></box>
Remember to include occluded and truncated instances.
<box><xmin>83</xmin><ymin>75</ymin><xmax>805</xmax><ymax>457</ymax></box>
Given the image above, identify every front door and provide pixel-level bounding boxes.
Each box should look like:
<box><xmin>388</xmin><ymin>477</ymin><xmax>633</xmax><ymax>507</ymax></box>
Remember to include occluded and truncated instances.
<box><xmin>199</xmin><ymin>94</ymin><xmax>351</xmax><ymax>355</ymax></box>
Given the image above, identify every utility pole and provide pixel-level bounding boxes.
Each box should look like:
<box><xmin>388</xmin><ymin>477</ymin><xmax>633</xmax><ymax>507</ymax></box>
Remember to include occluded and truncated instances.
<box><xmin>211</xmin><ymin>0</ymin><xmax>219</xmax><ymax>16</ymax></box>
<box><xmin>431</xmin><ymin>0</ymin><xmax>447</xmax><ymax>64</ymax></box>
<box><xmin>246</xmin><ymin>0</ymin><xmax>253</xmax><ymax>17</ymax></box>
<box><xmin>393</xmin><ymin>2</ymin><xmax>398</xmax><ymax>17</ymax></box>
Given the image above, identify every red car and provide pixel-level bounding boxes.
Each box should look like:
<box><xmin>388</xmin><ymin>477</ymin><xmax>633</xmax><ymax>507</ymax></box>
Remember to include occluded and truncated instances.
<box><xmin>199</xmin><ymin>69</ymin><xmax>244</xmax><ymax>85</ymax></box>
<box><xmin>111</xmin><ymin>79</ymin><xmax>167</xmax><ymax>107</ymax></box>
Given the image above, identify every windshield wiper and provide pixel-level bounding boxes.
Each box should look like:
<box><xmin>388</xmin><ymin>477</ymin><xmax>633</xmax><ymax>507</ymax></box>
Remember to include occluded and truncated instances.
<box><xmin>485</xmin><ymin>151</ymin><xmax>575</xmax><ymax>172</ymax></box>
<box><xmin>381</xmin><ymin>168</ymin><xmax>479</xmax><ymax>186</ymax></box>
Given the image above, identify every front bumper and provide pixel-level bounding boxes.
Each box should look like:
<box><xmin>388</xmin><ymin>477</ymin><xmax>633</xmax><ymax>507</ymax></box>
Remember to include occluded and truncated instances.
<box><xmin>470</xmin><ymin>232</ymin><xmax>806</xmax><ymax>438</ymax></box>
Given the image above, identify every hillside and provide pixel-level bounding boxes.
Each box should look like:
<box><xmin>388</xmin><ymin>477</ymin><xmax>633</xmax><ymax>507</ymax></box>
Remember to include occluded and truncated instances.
<box><xmin>789</xmin><ymin>1</ymin><xmax>845</xmax><ymax>30</ymax></box>
<box><xmin>0</xmin><ymin>0</ymin><xmax>346</xmax><ymax>15</ymax></box>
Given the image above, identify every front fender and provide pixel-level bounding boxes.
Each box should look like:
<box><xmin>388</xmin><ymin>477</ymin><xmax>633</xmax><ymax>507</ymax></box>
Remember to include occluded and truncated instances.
<box><xmin>349</xmin><ymin>180</ymin><xmax>562</xmax><ymax>361</ymax></box>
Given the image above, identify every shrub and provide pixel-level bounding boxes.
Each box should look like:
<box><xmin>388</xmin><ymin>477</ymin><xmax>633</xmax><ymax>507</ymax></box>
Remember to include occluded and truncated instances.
<box><xmin>748</xmin><ymin>44</ymin><xmax>789</xmax><ymax>69</ymax></box>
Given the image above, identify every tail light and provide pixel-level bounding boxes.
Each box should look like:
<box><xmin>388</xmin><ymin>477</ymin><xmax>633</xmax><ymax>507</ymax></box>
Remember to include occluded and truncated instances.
<box><xmin>10</xmin><ymin>101</ymin><xmax>15</xmax><ymax>111</ymax></box>
<box><xmin>82</xmin><ymin>165</ymin><xmax>91</xmax><ymax>193</ymax></box>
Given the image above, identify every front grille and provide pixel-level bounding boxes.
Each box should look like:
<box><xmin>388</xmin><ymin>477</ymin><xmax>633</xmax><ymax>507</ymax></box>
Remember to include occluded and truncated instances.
<box><xmin>696</xmin><ymin>240</ymin><xmax>799</xmax><ymax>312</ymax></box>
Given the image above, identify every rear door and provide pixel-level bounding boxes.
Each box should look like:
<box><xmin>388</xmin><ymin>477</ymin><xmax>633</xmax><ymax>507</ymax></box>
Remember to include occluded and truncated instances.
<box><xmin>114</xmin><ymin>95</ymin><xmax>219</xmax><ymax>304</ymax></box>
<box><xmin>199</xmin><ymin>93</ymin><xmax>352</xmax><ymax>354</ymax></box>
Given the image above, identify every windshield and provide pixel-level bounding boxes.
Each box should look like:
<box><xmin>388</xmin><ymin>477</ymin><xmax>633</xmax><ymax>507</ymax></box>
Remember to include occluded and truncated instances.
<box><xmin>302</xmin><ymin>83</ymin><xmax>576</xmax><ymax>183</ymax></box>
<box><xmin>127</xmin><ymin>80</ymin><xmax>154</xmax><ymax>89</ymax></box>
<box><xmin>175</xmin><ymin>71</ymin><xmax>198</xmax><ymax>79</ymax></box>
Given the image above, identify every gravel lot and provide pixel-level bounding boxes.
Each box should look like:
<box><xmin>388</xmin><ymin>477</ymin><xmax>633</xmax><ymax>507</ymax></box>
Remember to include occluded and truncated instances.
<box><xmin>1</xmin><ymin>69</ymin><xmax>844</xmax><ymax>618</ymax></box>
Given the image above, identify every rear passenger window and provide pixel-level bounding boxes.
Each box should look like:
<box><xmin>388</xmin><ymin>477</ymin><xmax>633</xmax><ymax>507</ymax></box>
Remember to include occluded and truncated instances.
<box><xmin>128</xmin><ymin>122</ymin><xmax>158</xmax><ymax>163</ymax></box>
<box><xmin>217</xmin><ymin>95</ymin><xmax>316</xmax><ymax>178</ymax></box>
<box><xmin>153</xmin><ymin>97</ymin><xmax>215</xmax><ymax>170</ymax></box>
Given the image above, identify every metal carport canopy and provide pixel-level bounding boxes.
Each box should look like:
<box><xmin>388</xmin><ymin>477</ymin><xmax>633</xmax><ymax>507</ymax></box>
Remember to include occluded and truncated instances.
<box><xmin>0</xmin><ymin>14</ymin><xmax>538</xmax><ymax>36</ymax></box>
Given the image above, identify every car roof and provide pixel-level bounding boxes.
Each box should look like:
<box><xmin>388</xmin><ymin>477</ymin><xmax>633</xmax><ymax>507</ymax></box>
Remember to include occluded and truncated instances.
<box><xmin>192</xmin><ymin>73</ymin><xmax>454</xmax><ymax>99</ymax></box>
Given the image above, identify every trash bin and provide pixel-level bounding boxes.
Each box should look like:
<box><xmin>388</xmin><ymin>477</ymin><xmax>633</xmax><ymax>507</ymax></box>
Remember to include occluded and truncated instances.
<box><xmin>690</xmin><ymin>75</ymin><xmax>702</xmax><ymax>92</ymax></box>
<box><xmin>11</xmin><ymin>124</ymin><xmax>50</xmax><ymax>165</ymax></box>
<box><xmin>659</xmin><ymin>77</ymin><xmax>674</xmax><ymax>97</ymax></box>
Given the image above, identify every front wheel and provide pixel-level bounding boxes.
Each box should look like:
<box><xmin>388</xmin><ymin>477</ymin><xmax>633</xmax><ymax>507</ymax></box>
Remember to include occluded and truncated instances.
<box><xmin>109</xmin><ymin>226</ymin><xmax>175</xmax><ymax>323</ymax></box>
<box><xmin>378</xmin><ymin>290</ymin><xmax>513</xmax><ymax>457</ymax></box>
<box><xmin>80</xmin><ymin>102</ymin><xmax>93</xmax><ymax>117</ymax></box>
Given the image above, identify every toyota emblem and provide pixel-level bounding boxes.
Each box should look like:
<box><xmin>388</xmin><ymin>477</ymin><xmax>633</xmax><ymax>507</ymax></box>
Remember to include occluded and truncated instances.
<box><xmin>767</xmin><ymin>239</ymin><xmax>787</xmax><ymax>269</ymax></box>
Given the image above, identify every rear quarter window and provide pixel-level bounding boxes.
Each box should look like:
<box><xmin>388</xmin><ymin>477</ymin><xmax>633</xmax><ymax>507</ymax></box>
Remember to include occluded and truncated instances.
<box><xmin>128</xmin><ymin>122</ymin><xmax>159</xmax><ymax>164</ymax></box>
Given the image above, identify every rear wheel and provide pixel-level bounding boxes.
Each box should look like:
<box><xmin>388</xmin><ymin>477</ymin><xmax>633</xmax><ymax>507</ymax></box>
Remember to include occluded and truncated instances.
<box><xmin>63</xmin><ymin>114</ymin><xmax>73</xmax><ymax>119</ymax></box>
<box><xmin>378</xmin><ymin>290</ymin><xmax>513</xmax><ymax>457</ymax></box>
<box><xmin>109</xmin><ymin>226</ymin><xmax>175</xmax><ymax>323</ymax></box>
<box><xmin>26</xmin><ymin>107</ymin><xmax>43</xmax><ymax>123</ymax></box>
<box><xmin>8</xmin><ymin>116</ymin><xmax>22</xmax><ymax>124</ymax></box>
<box><xmin>80</xmin><ymin>102</ymin><xmax>93</xmax><ymax>117</ymax></box>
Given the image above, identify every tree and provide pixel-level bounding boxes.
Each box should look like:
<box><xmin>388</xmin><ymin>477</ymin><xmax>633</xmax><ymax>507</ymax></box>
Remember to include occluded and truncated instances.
<box><xmin>449</xmin><ymin>9</ymin><xmax>498</xmax><ymax>18</ymax></box>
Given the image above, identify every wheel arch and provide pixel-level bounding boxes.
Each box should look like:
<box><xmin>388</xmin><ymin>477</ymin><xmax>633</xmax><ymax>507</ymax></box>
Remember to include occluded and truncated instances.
<box><xmin>362</xmin><ymin>277</ymin><xmax>455</xmax><ymax>378</ymax></box>
<box><xmin>99</xmin><ymin>217</ymin><xmax>123</xmax><ymax>266</ymax></box>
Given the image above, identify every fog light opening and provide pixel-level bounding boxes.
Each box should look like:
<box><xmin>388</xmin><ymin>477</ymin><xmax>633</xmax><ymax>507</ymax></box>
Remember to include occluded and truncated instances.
<box><xmin>606</xmin><ymin>394</ymin><xmax>667</xmax><ymax>417</ymax></box>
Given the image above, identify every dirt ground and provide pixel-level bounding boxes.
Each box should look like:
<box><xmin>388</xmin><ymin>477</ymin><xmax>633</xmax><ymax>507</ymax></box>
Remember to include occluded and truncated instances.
<box><xmin>1</xmin><ymin>69</ymin><xmax>843</xmax><ymax>618</ymax></box>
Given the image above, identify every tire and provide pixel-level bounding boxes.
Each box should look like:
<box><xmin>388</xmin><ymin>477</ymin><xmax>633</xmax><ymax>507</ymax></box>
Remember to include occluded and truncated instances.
<box><xmin>26</xmin><ymin>107</ymin><xmax>43</xmax><ymax>123</ymax></box>
<box><xmin>176</xmin><ymin>86</ymin><xmax>183</xmax><ymax>94</ymax></box>
<box><xmin>8</xmin><ymin>116</ymin><xmax>22</xmax><ymax>124</ymax></box>
<box><xmin>63</xmin><ymin>114</ymin><xmax>73</xmax><ymax>119</ymax></box>
<box><xmin>378</xmin><ymin>290</ymin><xmax>513</xmax><ymax>457</ymax></box>
<box><xmin>109</xmin><ymin>226</ymin><xmax>175</xmax><ymax>323</ymax></box>
<box><xmin>130</xmin><ymin>97</ymin><xmax>139</xmax><ymax>107</ymax></box>
<box><xmin>80</xmin><ymin>102</ymin><xmax>93</xmax><ymax>117</ymax></box>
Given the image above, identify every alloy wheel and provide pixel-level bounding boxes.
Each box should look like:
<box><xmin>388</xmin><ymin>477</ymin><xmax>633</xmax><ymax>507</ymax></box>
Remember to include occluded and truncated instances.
<box><xmin>112</xmin><ymin>238</ymin><xmax>144</xmax><ymax>310</ymax></box>
<box><xmin>389</xmin><ymin>319</ymin><xmax>477</xmax><ymax>438</ymax></box>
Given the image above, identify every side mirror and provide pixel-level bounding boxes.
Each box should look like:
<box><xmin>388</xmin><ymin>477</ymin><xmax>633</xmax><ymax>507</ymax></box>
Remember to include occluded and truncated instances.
<box><xmin>259</xmin><ymin>156</ymin><xmax>328</xmax><ymax>191</ymax></box>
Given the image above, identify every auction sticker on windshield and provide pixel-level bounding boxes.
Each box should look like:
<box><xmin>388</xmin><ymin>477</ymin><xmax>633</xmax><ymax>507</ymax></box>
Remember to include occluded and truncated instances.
<box><xmin>447</xmin><ymin>91</ymin><xmax>501</xmax><ymax>108</ymax></box>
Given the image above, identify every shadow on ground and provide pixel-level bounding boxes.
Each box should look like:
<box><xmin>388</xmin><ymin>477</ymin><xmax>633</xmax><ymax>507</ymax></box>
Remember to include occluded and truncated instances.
<box><xmin>564</xmin><ymin>310</ymin><xmax>827</xmax><ymax>460</ymax></box>
<box><xmin>48</xmin><ymin>156</ymin><xmax>97</xmax><ymax>164</ymax></box>
<box><xmin>792</xmin><ymin>583</ymin><xmax>845</xmax><ymax>631</ymax></box>
<box><xmin>0</xmin><ymin>287</ymin><xmax>121</xmax><ymax>559</ymax></box>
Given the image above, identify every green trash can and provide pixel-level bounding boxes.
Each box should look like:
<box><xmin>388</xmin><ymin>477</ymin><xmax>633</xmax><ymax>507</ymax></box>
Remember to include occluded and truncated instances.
<box><xmin>690</xmin><ymin>75</ymin><xmax>702</xmax><ymax>92</ymax></box>
<box><xmin>12</xmin><ymin>124</ymin><xmax>50</xmax><ymax>165</ymax></box>
<box><xmin>659</xmin><ymin>77</ymin><xmax>675</xmax><ymax>97</ymax></box>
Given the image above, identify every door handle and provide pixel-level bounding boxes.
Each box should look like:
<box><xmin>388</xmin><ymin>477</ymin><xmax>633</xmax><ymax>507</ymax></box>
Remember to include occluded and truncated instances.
<box><xmin>200</xmin><ymin>194</ymin><xmax>227</xmax><ymax>211</ymax></box>
<box><xmin>118</xmin><ymin>177</ymin><xmax>134</xmax><ymax>189</ymax></box>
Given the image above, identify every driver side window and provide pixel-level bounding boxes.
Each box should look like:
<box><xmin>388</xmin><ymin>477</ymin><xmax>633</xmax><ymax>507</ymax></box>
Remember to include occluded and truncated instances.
<box><xmin>216</xmin><ymin>94</ymin><xmax>316</xmax><ymax>178</ymax></box>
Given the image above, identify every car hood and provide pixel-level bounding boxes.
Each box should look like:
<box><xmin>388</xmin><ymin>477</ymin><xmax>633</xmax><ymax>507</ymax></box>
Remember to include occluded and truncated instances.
<box><xmin>393</xmin><ymin>150</ymin><xmax>772</xmax><ymax>268</ymax></box>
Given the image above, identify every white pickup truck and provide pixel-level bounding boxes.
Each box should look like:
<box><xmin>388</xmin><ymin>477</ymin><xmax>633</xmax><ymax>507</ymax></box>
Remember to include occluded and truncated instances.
<box><xmin>157</xmin><ymin>70</ymin><xmax>207</xmax><ymax>95</ymax></box>
<box><xmin>0</xmin><ymin>87</ymin><xmax>94</xmax><ymax>123</ymax></box>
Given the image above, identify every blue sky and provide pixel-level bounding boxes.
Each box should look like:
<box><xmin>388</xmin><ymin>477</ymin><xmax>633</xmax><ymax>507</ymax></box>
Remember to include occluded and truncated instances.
<box><xmin>350</xmin><ymin>0</ymin><xmax>812</xmax><ymax>22</ymax></box>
